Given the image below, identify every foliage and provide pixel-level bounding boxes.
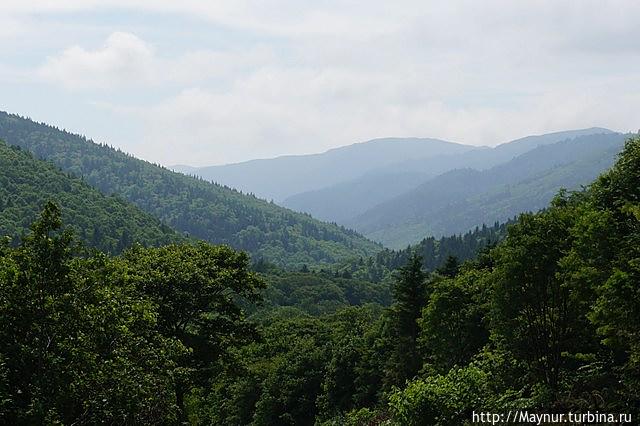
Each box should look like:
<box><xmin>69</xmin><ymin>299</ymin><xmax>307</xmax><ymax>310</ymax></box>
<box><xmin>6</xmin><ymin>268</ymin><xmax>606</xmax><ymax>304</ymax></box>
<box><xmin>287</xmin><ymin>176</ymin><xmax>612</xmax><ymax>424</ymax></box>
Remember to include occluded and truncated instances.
<box><xmin>0</xmin><ymin>203</ymin><xmax>262</xmax><ymax>424</ymax></box>
<box><xmin>122</xmin><ymin>243</ymin><xmax>265</xmax><ymax>421</ymax></box>
<box><xmin>385</xmin><ymin>254</ymin><xmax>428</xmax><ymax>385</ymax></box>
<box><xmin>388</xmin><ymin>365</ymin><xmax>491</xmax><ymax>426</ymax></box>
<box><xmin>490</xmin><ymin>202</ymin><xmax>590</xmax><ymax>391</ymax></box>
<box><xmin>341</xmin><ymin>220</ymin><xmax>509</xmax><ymax>282</ymax></box>
<box><xmin>0</xmin><ymin>141</ymin><xmax>182</xmax><ymax>253</ymax></box>
<box><xmin>418</xmin><ymin>268</ymin><xmax>490</xmax><ymax>373</ymax></box>
<box><xmin>254</xmin><ymin>270</ymin><xmax>391</xmax><ymax>317</ymax></box>
<box><xmin>0</xmin><ymin>112</ymin><xmax>380</xmax><ymax>269</ymax></box>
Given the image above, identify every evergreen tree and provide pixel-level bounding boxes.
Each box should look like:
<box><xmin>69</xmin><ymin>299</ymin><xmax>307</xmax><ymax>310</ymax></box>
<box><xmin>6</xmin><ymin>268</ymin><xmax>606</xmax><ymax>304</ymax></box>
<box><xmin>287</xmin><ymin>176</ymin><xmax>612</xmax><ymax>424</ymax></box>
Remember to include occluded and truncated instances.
<box><xmin>386</xmin><ymin>254</ymin><xmax>428</xmax><ymax>385</ymax></box>
<box><xmin>436</xmin><ymin>255</ymin><xmax>459</xmax><ymax>278</ymax></box>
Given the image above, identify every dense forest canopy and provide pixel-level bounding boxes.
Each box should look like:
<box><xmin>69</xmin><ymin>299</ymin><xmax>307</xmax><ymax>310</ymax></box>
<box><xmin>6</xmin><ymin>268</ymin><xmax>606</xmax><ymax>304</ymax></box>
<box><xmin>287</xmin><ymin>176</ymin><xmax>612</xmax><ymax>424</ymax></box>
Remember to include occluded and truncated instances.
<box><xmin>1</xmin><ymin>134</ymin><xmax>639</xmax><ymax>424</ymax></box>
<box><xmin>0</xmin><ymin>140</ymin><xmax>183</xmax><ymax>253</ymax></box>
<box><xmin>0</xmin><ymin>203</ymin><xmax>265</xmax><ymax>423</ymax></box>
<box><xmin>339</xmin><ymin>220</ymin><xmax>511</xmax><ymax>283</ymax></box>
<box><xmin>0</xmin><ymin>111</ymin><xmax>380</xmax><ymax>269</ymax></box>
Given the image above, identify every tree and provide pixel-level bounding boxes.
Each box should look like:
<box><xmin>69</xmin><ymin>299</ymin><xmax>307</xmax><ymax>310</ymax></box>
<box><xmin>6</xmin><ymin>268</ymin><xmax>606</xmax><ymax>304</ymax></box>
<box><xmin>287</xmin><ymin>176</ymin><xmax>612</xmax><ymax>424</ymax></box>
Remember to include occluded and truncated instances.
<box><xmin>317</xmin><ymin>306</ymin><xmax>382</xmax><ymax>420</ymax></box>
<box><xmin>571</xmin><ymin>137</ymin><xmax>640</xmax><ymax>410</ymax></box>
<box><xmin>490</xmin><ymin>201</ymin><xmax>593</xmax><ymax>395</ymax></box>
<box><xmin>123</xmin><ymin>242</ymin><xmax>265</xmax><ymax>422</ymax></box>
<box><xmin>436</xmin><ymin>255</ymin><xmax>459</xmax><ymax>278</ymax></box>
<box><xmin>0</xmin><ymin>202</ymin><xmax>77</xmax><ymax>422</ymax></box>
<box><xmin>385</xmin><ymin>254</ymin><xmax>428</xmax><ymax>386</ymax></box>
<box><xmin>388</xmin><ymin>365</ymin><xmax>491</xmax><ymax>426</ymax></box>
<box><xmin>0</xmin><ymin>203</ymin><xmax>182</xmax><ymax>424</ymax></box>
<box><xmin>419</xmin><ymin>268</ymin><xmax>490</xmax><ymax>373</ymax></box>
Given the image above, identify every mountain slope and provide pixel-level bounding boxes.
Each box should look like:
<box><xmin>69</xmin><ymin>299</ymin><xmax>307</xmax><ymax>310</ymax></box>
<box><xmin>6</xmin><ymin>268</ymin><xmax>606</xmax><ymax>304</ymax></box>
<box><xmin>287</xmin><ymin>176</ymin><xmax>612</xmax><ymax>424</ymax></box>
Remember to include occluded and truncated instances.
<box><xmin>280</xmin><ymin>128</ymin><xmax>613</xmax><ymax>222</ymax></box>
<box><xmin>282</xmin><ymin>171</ymin><xmax>430</xmax><ymax>223</ymax></box>
<box><xmin>172</xmin><ymin>137</ymin><xmax>476</xmax><ymax>202</ymax></box>
<box><xmin>0</xmin><ymin>140</ymin><xmax>182</xmax><ymax>253</ymax></box>
<box><xmin>350</xmin><ymin>132</ymin><xmax>628</xmax><ymax>248</ymax></box>
<box><xmin>0</xmin><ymin>112</ymin><xmax>380</xmax><ymax>268</ymax></box>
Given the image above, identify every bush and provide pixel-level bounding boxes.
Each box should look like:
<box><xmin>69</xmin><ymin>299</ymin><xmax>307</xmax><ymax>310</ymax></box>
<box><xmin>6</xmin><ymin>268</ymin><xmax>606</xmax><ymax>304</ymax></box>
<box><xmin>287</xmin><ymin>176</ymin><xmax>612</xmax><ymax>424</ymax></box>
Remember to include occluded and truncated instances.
<box><xmin>388</xmin><ymin>365</ymin><xmax>490</xmax><ymax>426</ymax></box>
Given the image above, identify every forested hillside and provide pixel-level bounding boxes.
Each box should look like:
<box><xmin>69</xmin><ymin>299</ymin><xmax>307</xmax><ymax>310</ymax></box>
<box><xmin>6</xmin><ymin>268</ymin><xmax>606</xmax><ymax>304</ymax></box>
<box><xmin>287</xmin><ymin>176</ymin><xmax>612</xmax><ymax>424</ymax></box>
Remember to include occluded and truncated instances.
<box><xmin>0</xmin><ymin>111</ymin><xmax>380</xmax><ymax>268</ymax></box>
<box><xmin>0</xmin><ymin>141</ymin><xmax>182</xmax><ymax>253</ymax></box>
<box><xmin>335</xmin><ymin>220</ymin><xmax>510</xmax><ymax>283</ymax></box>
<box><xmin>2</xmin><ymin>135</ymin><xmax>638</xmax><ymax>424</ymax></box>
<box><xmin>351</xmin><ymin>132</ymin><xmax>628</xmax><ymax>247</ymax></box>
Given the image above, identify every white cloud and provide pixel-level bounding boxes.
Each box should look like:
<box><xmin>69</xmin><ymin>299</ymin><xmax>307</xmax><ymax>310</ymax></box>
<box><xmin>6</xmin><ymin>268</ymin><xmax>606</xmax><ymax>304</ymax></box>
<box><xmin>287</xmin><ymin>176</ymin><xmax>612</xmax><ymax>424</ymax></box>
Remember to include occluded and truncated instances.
<box><xmin>5</xmin><ymin>1</ymin><xmax>640</xmax><ymax>44</ymax></box>
<box><xmin>120</xmin><ymin>66</ymin><xmax>640</xmax><ymax>166</ymax></box>
<box><xmin>38</xmin><ymin>32</ymin><xmax>155</xmax><ymax>89</ymax></box>
<box><xmin>37</xmin><ymin>31</ymin><xmax>275</xmax><ymax>90</ymax></box>
<box><xmin>0</xmin><ymin>1</ymin><xmax>404</xmax><ymax>40</ymax></box>
<box><xmin>5</xmin><ymin>1</ymin><xmax>640</xmax><ymax>165</ymax></box>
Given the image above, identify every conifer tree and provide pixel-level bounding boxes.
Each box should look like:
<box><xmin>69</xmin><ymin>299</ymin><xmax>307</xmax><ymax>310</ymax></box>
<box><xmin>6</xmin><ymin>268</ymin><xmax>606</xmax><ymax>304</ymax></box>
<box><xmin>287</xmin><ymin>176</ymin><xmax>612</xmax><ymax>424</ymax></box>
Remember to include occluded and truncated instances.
<box><xmin>386</xmin><ymin>254</ymin><xmax>428</xmax><ymax>385</ymax></box>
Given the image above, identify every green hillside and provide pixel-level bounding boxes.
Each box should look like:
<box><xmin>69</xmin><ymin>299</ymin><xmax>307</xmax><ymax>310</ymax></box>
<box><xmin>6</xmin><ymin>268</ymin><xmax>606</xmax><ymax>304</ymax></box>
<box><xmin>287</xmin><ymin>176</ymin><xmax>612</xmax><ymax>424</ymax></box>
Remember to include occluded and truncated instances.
<box><xmin>0</xmin><ymin>141</ymin><xmax>182</xmax><ymax>253</ymax></box>
<box><xmin>0</xmin><ymin>111</ymin><xmax>380</xmax><ymax>268</ymax></box>
<box><xmin>351</xmin><ymin>132</ymin><xmax>628</xmax><ymax>248</ymax></box>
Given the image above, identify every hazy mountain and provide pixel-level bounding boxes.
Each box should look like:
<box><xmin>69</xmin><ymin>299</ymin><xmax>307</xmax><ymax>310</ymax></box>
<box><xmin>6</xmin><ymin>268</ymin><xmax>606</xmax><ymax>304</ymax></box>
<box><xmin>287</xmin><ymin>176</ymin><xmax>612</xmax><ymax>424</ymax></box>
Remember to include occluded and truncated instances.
<box><xmin>379</xmin><ymin>127</ymin><xmax>614</xmax><ymax>174</ymax></box>
<box><xmin>171</xmin><ymin>137</ymin><xmax>476</xmax><ymax>201</ymax></box>
<box><xmin>348</xmin><ymin>132</ymin><xmax>628</xmax><ymax>248</ymax></box>
<box><xmin>0</xmin><ymin>111</ymin><xmax>380</xmax><ymax>268</ymax></box>
<box><xmin>0</xmin><ymin>140</ymin><xmax>183</xmax><ymax>253</ymax></box>
<box><xmin>281</xmin><ymin>128</ymin><xmax>614</xmax><ymax>222</ymax></box>
<box><xmin>282</xmin><ymin>171</ymin><xmax>431</xmax><ymax>223</ymax></box>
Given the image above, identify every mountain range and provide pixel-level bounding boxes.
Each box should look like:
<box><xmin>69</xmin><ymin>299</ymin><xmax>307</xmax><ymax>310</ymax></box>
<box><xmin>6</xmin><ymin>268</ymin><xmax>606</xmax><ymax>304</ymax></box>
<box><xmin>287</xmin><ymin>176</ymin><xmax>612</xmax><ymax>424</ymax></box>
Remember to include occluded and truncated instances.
<box><xmin>349</xmin><ymin>132</ymin><xmax>627</xmax><ymax>247</ymax></box>
<box><xmin>174</xmin><ymin>127</ymin><xmax>625</xmax><ymax>248</ymax></box>
<box><xmin>281</xmin><ymin>128</ymin><xmax>614</xmax><ymax>222</ymax></box>
<box><xmin>1</xmin><ymin>108</ymin><xmax>629</xmax><ymax>253</ymax></box>
<box><xmin>172</xmin><ymin>137</ymin><xmax>476</xmax><ymax>202</ymax></box>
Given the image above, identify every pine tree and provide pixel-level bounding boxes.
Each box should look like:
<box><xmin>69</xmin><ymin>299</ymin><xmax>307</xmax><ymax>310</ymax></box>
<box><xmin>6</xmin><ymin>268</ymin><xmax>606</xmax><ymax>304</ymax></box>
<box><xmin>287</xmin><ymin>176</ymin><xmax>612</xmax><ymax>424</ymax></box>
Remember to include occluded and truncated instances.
<box><xmin>386</xmin><ymin>254</ymin><xmax>428</xmax><ymax>386</ymax></box>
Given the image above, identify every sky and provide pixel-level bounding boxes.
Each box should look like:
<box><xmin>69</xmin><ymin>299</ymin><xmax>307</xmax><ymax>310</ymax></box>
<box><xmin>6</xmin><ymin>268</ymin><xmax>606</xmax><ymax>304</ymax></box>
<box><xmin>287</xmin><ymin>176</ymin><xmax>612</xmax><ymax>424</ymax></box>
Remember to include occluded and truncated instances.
<box><xmin>1</xmin><ymin>1</ymin><xmax>639</xmax><ymax>166</ymax></box>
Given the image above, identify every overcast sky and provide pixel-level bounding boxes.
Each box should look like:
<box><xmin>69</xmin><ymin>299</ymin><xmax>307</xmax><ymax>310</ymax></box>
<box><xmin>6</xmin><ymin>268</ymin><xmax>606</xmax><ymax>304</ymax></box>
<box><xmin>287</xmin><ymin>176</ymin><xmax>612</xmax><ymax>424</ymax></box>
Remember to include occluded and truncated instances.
<box><xmin>1</xmin><ymin>1</ymin><xmax>639</xmax><ymax>166</ymax></box>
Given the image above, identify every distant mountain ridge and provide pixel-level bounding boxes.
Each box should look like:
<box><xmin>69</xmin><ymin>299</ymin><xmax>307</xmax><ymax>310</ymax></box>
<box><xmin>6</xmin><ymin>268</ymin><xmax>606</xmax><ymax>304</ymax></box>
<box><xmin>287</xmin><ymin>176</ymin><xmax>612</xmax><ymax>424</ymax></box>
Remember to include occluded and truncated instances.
<box><xmin>280</xmin><ymin>127</ymin><xmax>615</xmax><ymax>224</ymax></box>
<box><xmin>349</xmin><ymin>131</ymin><xmax>628</xmax><ymax>248</ymax></box>
<box><xmin>171</xmin><ymin>137</ymin><xmax>477</xmax><ymax>201</ymax></box>
<box><xmin>377</xmin><ymin>127</ymin><xmax>614</xmax><ymax>174</ymax></box>
<box><xmin>282</xmin><ymin>171</ymin><xmax>430</xmax><ymax>223</ymax></box>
